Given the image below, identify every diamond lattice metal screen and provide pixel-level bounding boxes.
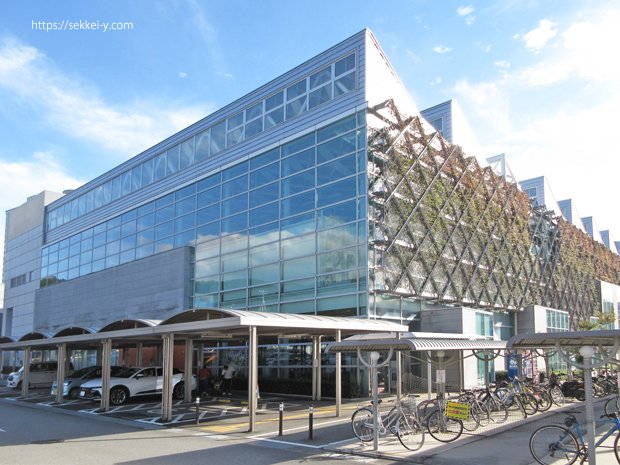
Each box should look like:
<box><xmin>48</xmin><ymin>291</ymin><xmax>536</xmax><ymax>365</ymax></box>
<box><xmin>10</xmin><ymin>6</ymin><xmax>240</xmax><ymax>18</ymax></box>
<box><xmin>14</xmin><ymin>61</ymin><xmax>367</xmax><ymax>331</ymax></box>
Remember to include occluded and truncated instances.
<box><xmin>366</xmin><ymin>99</ymin><xmax>620</xmax><ymax>326</ymax></box>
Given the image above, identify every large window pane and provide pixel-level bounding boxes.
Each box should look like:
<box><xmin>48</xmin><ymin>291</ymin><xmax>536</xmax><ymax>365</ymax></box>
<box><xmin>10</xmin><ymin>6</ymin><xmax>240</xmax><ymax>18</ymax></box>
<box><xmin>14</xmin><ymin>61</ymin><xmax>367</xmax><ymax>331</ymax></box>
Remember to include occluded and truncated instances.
<box><xmin>195</xmin><ymin>129</ymin><xmax>210</xmax><ymax>162</ymax></box>
<box><xmin>317</xmin><ymin>115</ymin><xmax>357</xmax><ymax>143</ymax></box>
<box><xmin>310</xmin><ymin>67</ymin><xmax>331</xmax><ymax>89</ymax></box>
<box><xmin>250</xmin><ymin>162</ymin><xmax>279</xmax><ymax>188</ymax></box>
<box><xmin>316</xmin><ymin>132</ymin><xmax>356</xmax><ymax>163</ymax></box>
<box><xmin>249</xmin><ymin>243</ymin><xmax>279</xmax><ymax>266</ymax></box>
<box><xmin>167</xmin><ymin>145</ymin><xmax>180</xmax><ymax>174</ymax></box>
<box><xmin>281</xmin><ymin>148</ymin><xmax>314</xmax><ymax>176</ymax></box>
<box><xmin>335</xmin><ymin>54</ymin><xmax>355</xmax><ymax>76</ymax></box>
<box><xmin>317</xmin><ymin>200</ymin><xmax>356</xmax><ymax>229</ymax></box>
<box><xmin>281</xmin><ymin>191</ymin><xmax>314</xmax><ymax>218</ymax></box>
<box><xmin>221</xmin><ymin>213</ymin><xmax>247</xmax><ymax>234</ymax></box>
<box><xmin>282</xmin><ymin>256</ymin><xmax>315</xmax><ymax>280</ymax></box>
<box><xmin>198</xmin><ymin>186</ymin><xmax>220</xmax><ymax>206</ymax></box>
<box><xmin>180</xmin><ymin>138</ymin><xmax>194</xmax><ymax>169</ymax></box>
<box><xmin>281</xmin><ymin>233</ymin><xmax>315</xmax><ymax>260</ymax></box>
<box><xmin>334</xmin><ymin>72</ymin><xmax>356</xmax><ymax>97</ymax></box>
<box><xmin>317</xmin><ymin>177</ymin><xmax>356</xmax><ymax>207</ymax></box>
<box><xmin>281</xmin><ymin>170</ymin><xmax>314</xmax><ymax>197</ymax></box>
<box><xmin>281</xmin><ymin>212</ymin><xmax>315</xmax><ymax>237</ymax></box>
<box><xmin>249</xmin><ymin>182</ymin><xmax>279</xmax><ymax>208</ymax></box>
<box><xmin>197</xmin><ymin>204</ymin><xmax>220</xmax><ymax>225</ymax></box>
<box><xmin>317</xmin><ymin>153</ymin><xmax>356</xmax><ymax>185</ymax></box>
<box><xmin>221</xmin><ymin>250</ymin><xmax>247</xmax><ymax>273</ymax></box>
<box><xmin>318</xmin><ymin>223</ymin><xmax>357</xmax><ymax>252</ymax></box>
<box><xmin>222</xmin><ymin>270</ymin><xmax>247</xmax><ymax>290</ymax></box>
<box><xmin>318</xmin><ymin>247</ymin><xmax>357</xmax><ymax>273</ymax></box>
<box><xmin>265</xmin><ymin>91</ymin><xmax>283</xmax><ymax>111</ymax></box>
<box><xmin>282</xmin><ymin>133</ymin><xmax>314</xmax><ymax>157</ymax></box>
<box><xmin>309</xmin><ymin>85</ymin><xmax>332</xmax><ymax>109</ymax></box>
<box><xmin>210</xmin><ymin>121</ymin><xmax>226</xmax><ymax>155</ymax></box>
<box><xmin>265</xmin><ymin>107</ymin><xmax>284</xmax><ymax>129</ymax></box>
<box><xmin>249</xmin><ymin>221</ymin><xmax>279</xmax><ymax>247</ymax></box>
<box><xmin>286</xmin><ymin>96</ymin><xmax>307</xmax><ymax>119</ymax></box>
<box><xmin>250</xmin><ymin>147</ymin><xmax>280</xmax><ymax>170</ymax></box>
<box><xmin>245</xmin><ymin>118</ymin><xmax>263</xmax><ymax>138</ymax></box>
<box><xmin>141</xmin><ymin>159</ymin><xmax>154</xmax><ymax>187</ymax></box>
<box><xmin>281</xmin><ymin>277</ymin><xmax>315</xmax><ymax>301</ymax></box>
<box><xmin>249</xmin><ymin>202</ymin><xmax>279</xmax><ymax>228</ymax></box>
<box><xmin>222</xmin><ymin>175</ymin><xmax>248</xmax><ymax>199</ymax></box>
<box><xmin>317</xmin><ymin>270</ymin><xmax>357</xmax><ymax>296</ymax></box>
<box><xmin>250</xmin><ymin>263</ymin><xmax>279</xmax><ymax>285</ymax></box>
<box><xmin>222</xmin><ymin>194</ymin><xmax>248</xmax><ymax>217</ymax></box>
<box><xmin>153</xmin><ymin>153</ymin><xmax>166</xmax><ymax>181</ymax></box>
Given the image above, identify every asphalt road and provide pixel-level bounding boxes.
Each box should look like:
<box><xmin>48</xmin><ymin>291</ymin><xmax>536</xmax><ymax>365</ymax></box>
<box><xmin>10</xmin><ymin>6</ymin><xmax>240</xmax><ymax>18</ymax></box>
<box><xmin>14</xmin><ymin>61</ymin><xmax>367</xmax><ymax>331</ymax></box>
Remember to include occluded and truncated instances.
<box><xmin>0</xmin><ymin>400</ymin><xmax>391</xmax><ymax>465</ymax></box>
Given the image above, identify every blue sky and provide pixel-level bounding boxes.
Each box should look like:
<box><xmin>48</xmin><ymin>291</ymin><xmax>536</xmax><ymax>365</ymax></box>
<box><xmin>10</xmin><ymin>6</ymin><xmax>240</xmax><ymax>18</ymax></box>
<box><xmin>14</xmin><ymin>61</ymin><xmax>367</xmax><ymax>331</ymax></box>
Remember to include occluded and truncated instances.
<box><xmin>1</xmin><ymin>0</ymin><xmax>619</xmax><ymax>267</ymax></box>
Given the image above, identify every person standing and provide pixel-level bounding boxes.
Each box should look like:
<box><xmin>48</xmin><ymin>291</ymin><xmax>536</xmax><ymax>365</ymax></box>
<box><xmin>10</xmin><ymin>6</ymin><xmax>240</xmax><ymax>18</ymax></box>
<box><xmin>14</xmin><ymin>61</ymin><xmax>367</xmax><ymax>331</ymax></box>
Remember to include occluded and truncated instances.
<box><xmin>221</xmin><ymin>364</ymin><xmax>235</xmax><ymax>396</ymax></box>
<box><xmin>198</xmin><ymin>363</ymin><xmax>210</xmax><ymax>397</ymax></box>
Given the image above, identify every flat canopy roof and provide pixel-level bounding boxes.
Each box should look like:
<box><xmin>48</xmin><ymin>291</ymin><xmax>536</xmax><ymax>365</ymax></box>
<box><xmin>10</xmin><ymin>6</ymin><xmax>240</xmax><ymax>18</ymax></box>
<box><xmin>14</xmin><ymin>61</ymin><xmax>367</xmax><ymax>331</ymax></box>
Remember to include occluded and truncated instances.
<box><xmin>326</xmin><ymin>332</ymin><xmax>507</xmax><ymax>352</ymax></box>
<box><xmin>0</xmin><ymin>309</ymin><xmax>409</xmax><ymax>351</ymax></box>
<box><xmin>507</xmin><ymin>329</ymin><xmax>620</xmax><ymax>349</ymax></box>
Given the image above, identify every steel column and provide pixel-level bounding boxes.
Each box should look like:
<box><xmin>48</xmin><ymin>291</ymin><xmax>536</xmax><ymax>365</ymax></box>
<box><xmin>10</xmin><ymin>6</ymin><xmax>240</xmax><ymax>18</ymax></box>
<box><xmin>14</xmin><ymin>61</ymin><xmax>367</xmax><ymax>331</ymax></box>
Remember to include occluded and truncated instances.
<box><xmin>335</xmin><ymin>330</ymin><xmax>342</xmax><ymax>417</ymax></box>
<box><xmin>161</xmin><ymin>333</ymin><xmax>174</xmax><ymax>422</ymax></box>
<box><xmin>100</xmin><ymin>339</ymin><xmax>112</xmax><ymax>411</ymax></box>
<box><xmin>248</xmin><ymin>326</ymin><xmax>258</xmax><ymax>432</ymax></box>
<box><xmin>55</xmin><ymin>343</ymin><xmax>66</xmax><ymax>404</ymax></box>
<box><xmin>184</xmin><ymin>338</ymin><xmax>193</xmax><ymax>401</ymax></box>
<box><xmin>21</xmin><ymin>347</ymin><xmax>31</xmax><ymax>397</ymax></box>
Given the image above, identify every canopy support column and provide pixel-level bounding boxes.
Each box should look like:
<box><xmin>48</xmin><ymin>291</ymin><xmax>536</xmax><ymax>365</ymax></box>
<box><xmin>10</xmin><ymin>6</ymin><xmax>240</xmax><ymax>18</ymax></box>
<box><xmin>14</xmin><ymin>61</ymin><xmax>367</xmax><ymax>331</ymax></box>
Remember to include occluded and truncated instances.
<box><xmin>54</xmin><ymin>343</ymin><xmax>66</xmax><ymax>404</ymax></box>
<box><xmin>100</xmin><ymin>339</ymin><xmax>112</xmax><ymax>412</ymax></box>
<box><xmin>248</xmin><ymin>325</ymin><xmax>258</xmax><ymax>432</ymax></box>
<box><xmin>184</xmin><ymin>338</ymin><xmax>193</xmax><ymax>402</ymax></box>
<box><xmin>136</xmin><ymin>342</ymin><xmax>143</xmax><ymax>367</ymax></box>
<box><xmin>20</xmin><ymin>347</ymin><xmax>31</xmax><ymax>398</ymax></box>
<box><xmin>161</xmin><ymin>333</ymin><xmax>174</xmax><ymax>422</ymax></box>
<box><xmin>335</xmin><ymin>330</ymin><xmax>342</xmax><ymax>417</ymax></box>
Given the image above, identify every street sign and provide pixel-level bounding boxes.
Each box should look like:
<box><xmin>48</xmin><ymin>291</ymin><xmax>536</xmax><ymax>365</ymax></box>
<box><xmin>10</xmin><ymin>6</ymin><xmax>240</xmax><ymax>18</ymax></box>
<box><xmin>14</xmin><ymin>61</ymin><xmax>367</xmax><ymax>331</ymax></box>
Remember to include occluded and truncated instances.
<box><xmin>445</xmin><ymin>401</ymin><xmax>469</xmax><ymax>420</ymax></box>
<box><xmin>436</xmin><ymin>369</ymin><xmax>446</xmax><ymax>383</ymax></box>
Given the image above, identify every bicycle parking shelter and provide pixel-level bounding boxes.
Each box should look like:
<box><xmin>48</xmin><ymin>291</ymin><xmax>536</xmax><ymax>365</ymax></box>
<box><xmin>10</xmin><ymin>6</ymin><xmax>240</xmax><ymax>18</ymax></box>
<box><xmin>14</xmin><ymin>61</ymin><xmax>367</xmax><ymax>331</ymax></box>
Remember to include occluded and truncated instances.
<box><xmin>326</xmin><ymin>332</ymin><xmax>507</xmax><ymax>450</ymax></box>
<box><xmin>0</xmin><ymin>308</ymin><xmax>407</xmax><ymax>432</ymax></box>
<box><xmin>508</xmin><ymin>329</ymin><xmax>620</xmax><ymax>465</ymax></box>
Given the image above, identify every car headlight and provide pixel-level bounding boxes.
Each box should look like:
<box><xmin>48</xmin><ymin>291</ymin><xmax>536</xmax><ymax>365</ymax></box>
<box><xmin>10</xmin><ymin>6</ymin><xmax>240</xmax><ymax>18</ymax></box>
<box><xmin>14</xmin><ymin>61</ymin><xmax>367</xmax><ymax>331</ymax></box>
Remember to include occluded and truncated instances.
<box><xmin>63</xmin><ymin>381</ymin><xmax>71</xmax><ymax>387</ymax></box>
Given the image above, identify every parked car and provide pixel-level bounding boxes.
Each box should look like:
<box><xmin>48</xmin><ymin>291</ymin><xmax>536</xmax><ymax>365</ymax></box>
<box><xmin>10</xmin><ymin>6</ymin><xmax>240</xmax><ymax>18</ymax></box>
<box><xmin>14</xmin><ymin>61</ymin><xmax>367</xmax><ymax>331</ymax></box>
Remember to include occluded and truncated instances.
<box><xmin>51</xmin><ymin>365</ymin><xmax>122</xmax><ymax>399</ymax></box>
<box><xmin>7</xmin><ymin>361</ymin><xmax>73</xmax><ymax>389</ymax></box>
<box><xmin>79</xmin><ymin>366</ymin><xmax>197</xmax><ymax>405</ymax></box>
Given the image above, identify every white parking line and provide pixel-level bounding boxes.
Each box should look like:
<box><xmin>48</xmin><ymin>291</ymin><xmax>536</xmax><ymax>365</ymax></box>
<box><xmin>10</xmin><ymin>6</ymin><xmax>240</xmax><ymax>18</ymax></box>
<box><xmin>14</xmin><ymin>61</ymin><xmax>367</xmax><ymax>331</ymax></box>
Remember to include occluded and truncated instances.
<box><xmin>0</xmin><ymin>428</ymin><xmax>6</xmax><ymax>433</ymax></box>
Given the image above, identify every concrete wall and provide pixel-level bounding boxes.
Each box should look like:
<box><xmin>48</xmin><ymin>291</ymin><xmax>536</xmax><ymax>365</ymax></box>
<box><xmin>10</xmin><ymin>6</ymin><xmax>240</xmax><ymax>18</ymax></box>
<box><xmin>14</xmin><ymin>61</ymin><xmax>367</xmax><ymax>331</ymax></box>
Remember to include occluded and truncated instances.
<box><xmin>34</xmin><ymin>247</ymin><xmax>192</xmax><ymax>334</ymax></box>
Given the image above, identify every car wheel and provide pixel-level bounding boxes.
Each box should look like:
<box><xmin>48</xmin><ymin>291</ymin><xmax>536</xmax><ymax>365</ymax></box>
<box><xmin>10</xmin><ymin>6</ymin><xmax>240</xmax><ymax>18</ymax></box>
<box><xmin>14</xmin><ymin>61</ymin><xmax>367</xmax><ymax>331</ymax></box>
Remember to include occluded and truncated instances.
<box><xmin>110</xmin><ymin>386</ymin><xmax>129</xmax><ymax>405</ymax></box>
<box><xmin>68</xmin><ymin>387</ymin><xmax>80</xmax><ymax>399</ymax></box>
<box><xmin>173</xmin><ymin>382</ymin><xmax>184</xmax><ymax>400</ymax></box>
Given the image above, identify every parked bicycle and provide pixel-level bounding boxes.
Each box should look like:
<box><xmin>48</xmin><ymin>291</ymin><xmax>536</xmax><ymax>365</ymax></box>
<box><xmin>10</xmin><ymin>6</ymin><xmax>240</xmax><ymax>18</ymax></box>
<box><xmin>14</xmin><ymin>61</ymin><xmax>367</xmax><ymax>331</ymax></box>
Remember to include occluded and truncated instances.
<box><xmin>351</xmin><ymin>394</ymin><xmax>425</xmax><ymax>451</ymax></box>
<box><xmin>529</xmin><ymin>412</ymin><xmax>620</xmax><ymax>464</ymax></box>
<box><xmin>496</xmin><ymin>376</ymin><xmax>537</xmax><ymax>417</ymax></box>
<box><xmin>417</xmin><ymin>392</ymin><xmax>464</xmax><ymax>442</ymax></box>
<box><xmin>476</xmin><ymin>384</ymin><xmax>509</xmax><ymax>423</ymax></box>
<box><xmin>457</xmin><ymin>389</ymin><xmax>491</xmax><ymax>432</ymax></box>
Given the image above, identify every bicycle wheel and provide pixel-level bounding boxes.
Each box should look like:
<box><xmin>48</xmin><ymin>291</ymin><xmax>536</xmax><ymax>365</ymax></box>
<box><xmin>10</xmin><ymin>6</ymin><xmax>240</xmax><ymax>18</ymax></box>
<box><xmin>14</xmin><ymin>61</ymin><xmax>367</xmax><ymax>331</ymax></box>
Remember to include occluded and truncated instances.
<box><xmin>461</xmin><ymin>402</ymin><xmax>480</xmax><ymax>432</ymax></box>
<box><xmin>549</xmin><ymin>385</ymin><xmax>566</xmax><ymax>406</ymax></box>
<box><xmin>521</xmin><ymin>393</ymin><xmax>539</xmax><ymax>416</ymax></box>
<box><xmin>512</xmin><ymin>395</ymin><xmax>528</xmax><ymax>418</ymax></box>
<box><xmin>529</xmin><ymin>425</ymin><xmax>579</xmax><ymax>465</ymax></box>
<box><xmin>387</xmin><ymin>406</ymin><xmax>399</xmax><ymax>435</ymax></box>
<box><xmin>396</xmin><ymin>412</ymin><xmax>425</xmax><ymax>451</ymax></box>
<box><xmin>485</xmin><ymin>396</ymin><xmax>508</xmax><ymax>423</ymax></box>
<box><xmin>536</xmin><ymin>391</ymin><xmax>553</xmax><ymax>412</ymax></box>
<box><xmin>613</xmin><ymin>430</ymin><xmax>620</xmax><ymax>464</ymax></box>
<box><xmin>495</xmin><ymin>388</ymin><xmax>513</xmax><ymax>407</ymax></box>
<box><xmin>472</xmin><ymin>400</ymin><xmax>491</xmax><ymax>427</ymax></box>
<box><xmin>426</xmin><ymin>409</ymin><xmax>463</xmax><ymax>442</ymax></box>
<box><xmin>351</xmin><ymin>407</ymin><xmax>374</xmax><ymax>442</ymax></box>
<box><xmin>605</xmin><ymin>395</ymin><xmax>620</xmax><ymax>417</ymax></box>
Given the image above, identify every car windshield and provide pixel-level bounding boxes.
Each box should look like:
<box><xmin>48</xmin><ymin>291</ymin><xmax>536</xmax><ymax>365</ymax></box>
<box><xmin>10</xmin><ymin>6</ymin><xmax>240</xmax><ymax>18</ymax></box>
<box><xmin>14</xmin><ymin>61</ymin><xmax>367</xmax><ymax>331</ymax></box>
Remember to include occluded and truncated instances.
<box><xmin>112</xmin><ymin>367</ymin><xmax>141</xmax><ymax>378</ymax></box>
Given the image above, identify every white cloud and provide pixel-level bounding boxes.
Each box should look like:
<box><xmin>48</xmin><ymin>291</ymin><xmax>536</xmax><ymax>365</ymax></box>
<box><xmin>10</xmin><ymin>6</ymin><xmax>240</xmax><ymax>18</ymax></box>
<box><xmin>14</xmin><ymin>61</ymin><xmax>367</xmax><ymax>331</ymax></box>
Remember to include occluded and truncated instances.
<box><xmin>178</xmin><ymin>71</ymin><xmax>188</xmax><ymax>78</ymax></box>
<box><xmin>494</xmin><ymin>60</ymin><xmax>511</xmax><ymax>69</ymax></box>
<box><xmin>457</xmin><ymin>5</ymin><xmax>475</xmax><ymax>16</ymax></box>
<box><xmin>516</xmin><ymin>10</ymin><xmax>620</xmax><ymax>86</ymax></box>
<box><xmin>465</xmin><ymin>16</ymin><xmax>476</xmax><ymax>26</ymax></box>
<box><xmin>406</xmin><ymin>50</ymin><xmax>421</xmax><ymax>64</ymax></box>
<box><xmin>0</xmin><ymin>37</ymin><xmax>212</xmax><ymax>159</ymax></box>
<box><xmin>522</xmin><ymin>19</ymin><xmax>558</xmax><ymax>51</ymax></box>
<box><xmin>432</xmin><ymin>45</ymin><xmax>452</xmax><ymax>54</ymax></box>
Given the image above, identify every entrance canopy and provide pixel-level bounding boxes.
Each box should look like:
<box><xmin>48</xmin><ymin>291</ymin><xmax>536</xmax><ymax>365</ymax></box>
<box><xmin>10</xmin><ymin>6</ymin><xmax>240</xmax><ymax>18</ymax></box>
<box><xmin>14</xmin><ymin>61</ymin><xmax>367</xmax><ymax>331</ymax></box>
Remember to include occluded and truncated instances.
<box><xmin>0</xmin><ymin>308</ymin><xmax>408</xmax><ymax>351</ymax></box>
<box><xmin>326</xmin><ymin>331</ymin><xmax>507</xmax><ymax>352</ymax></box>
<box><xmin>507</xmin><ymin>329</ymin><xmax>620</xmax><ymax>350</ymax></box>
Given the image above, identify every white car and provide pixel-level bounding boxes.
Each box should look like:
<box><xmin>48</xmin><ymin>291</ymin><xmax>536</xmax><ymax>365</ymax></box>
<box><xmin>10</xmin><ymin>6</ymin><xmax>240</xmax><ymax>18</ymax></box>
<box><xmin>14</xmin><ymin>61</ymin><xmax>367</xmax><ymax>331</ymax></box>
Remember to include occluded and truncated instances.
<box><xmin>79</xmin><ymin>366</ymin><xmax>197</xmax><ymax>405</ymax></box>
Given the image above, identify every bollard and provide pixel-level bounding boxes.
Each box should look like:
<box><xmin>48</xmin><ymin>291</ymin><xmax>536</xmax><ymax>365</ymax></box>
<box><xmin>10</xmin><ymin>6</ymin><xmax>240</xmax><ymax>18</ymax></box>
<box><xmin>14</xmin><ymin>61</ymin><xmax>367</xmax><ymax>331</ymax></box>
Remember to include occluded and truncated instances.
<box><xmin>195</xmin><ymin>397</ymin><xmax>201</xmax><ymax>425</ymax></box>
<box><xmin>278</xmin><ymin>402</ymin><xmax>284</xmax><ymax>436</ymax></box>
<box><xmin>308</xmin><ymin>404</ymin><xmax>314</xmax><ymax>440</ymax></box>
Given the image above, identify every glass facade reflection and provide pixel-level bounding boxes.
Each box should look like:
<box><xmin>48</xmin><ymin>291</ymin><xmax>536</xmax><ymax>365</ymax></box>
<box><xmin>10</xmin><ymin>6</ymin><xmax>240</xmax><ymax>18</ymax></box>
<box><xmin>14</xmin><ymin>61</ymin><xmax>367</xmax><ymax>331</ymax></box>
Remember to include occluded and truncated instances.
<box><xmin>46</xmin><ymin>53</ymin><xmax>357</xmax><ymax>232</ymax></box>
<box><xmin>41</xmin><ymin>113</ymin><xmax>368</xmax><ymax>316</ymax></box>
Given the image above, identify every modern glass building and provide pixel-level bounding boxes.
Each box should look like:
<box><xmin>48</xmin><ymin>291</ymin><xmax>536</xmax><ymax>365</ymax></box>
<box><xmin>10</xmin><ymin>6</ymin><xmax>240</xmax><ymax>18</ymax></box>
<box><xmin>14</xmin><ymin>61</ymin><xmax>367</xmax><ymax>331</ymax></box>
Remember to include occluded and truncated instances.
<box><xmin>3</xmin><ymin>29</ymin><xmax>620</xmax><ymax>390</ymax></box>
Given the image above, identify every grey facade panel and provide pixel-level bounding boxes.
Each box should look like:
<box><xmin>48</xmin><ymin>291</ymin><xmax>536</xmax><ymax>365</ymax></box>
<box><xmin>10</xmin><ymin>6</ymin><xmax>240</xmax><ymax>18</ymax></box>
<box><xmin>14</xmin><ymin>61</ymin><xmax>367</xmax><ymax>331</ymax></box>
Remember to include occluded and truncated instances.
<box><xmin>33</xmin><ymin>247</ymin><xmax>192</xmax><ymax>334</ymax></box>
